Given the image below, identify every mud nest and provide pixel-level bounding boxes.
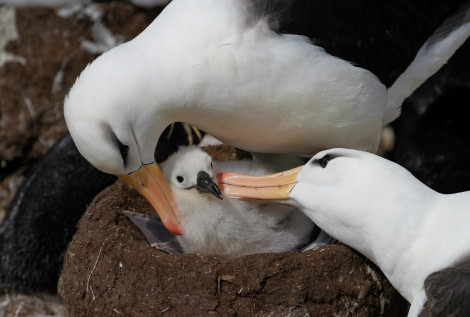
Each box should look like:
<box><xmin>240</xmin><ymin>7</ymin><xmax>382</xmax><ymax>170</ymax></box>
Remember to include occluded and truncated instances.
<box><xmin>58</xmin><ymin>180</ymin><xmax>409</xmax><ymax>316</ymax></box>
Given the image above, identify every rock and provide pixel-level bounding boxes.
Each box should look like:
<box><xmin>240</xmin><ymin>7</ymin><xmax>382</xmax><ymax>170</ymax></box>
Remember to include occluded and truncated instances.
<box><xmin>58</xmin><ymin>181</ymin><xmax>409</xmax><ymax>316</ymax></box>
<box><xmin>0</xmin><ymin>293</ymin><xmax>65</xmax><ymax>316</ymax></box>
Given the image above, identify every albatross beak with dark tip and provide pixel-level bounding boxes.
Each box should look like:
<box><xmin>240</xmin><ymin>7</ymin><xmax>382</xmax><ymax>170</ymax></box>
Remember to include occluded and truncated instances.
<box><xmin>197</xmin><ymin>171</ymin><xmax>223</xmax><ymax>200</ymax></box>
<box><xmin>119</xmin><ymin>162</ymin><xmax>183</xmax><ymax>235</ymax></box>
<box><xmin>217</xmin><ymin>166</ymin><xmax>302</xmax><ymax>200</ymax></box>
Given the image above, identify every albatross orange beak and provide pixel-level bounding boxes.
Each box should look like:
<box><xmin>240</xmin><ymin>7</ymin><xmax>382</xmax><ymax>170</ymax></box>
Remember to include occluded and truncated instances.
<box><xmin>119</xmin><ymin>162</ymin><xmax>182</xmax><ymax>235</ymax></box>
<box><xmin>217</xmin><ymin>166</ymin><xmax>302</xmax><ymax>200</ymax></box>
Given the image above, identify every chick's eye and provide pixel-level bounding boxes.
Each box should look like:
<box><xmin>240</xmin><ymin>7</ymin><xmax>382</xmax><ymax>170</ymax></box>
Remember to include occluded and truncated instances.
<box><xmin>210</xmin><ymin>163</ymin><xmax>213</xmax><ymax>169</ymax></box>
<box><xmin>176</xmin><ymin>176</ymin><xmax>184</xmax><ymax>183</ymax></box>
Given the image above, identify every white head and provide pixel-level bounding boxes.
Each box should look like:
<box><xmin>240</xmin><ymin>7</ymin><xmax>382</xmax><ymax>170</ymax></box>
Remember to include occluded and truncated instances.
<box><xmin>291</xmin><ymin>149</ymin><xmax>432</xmax><ymax>231</ymax></box>
<box><xmin>220</xmin><ymin>148</ymin><xmax>436</xmax><ymax>261</ymax></box>
<box><xmin>64</xmin><ymin>45</ymin><xmax>172</xmax><ymax>175</ymax></box>
<box><xmin>64</xmin><ymin>44</ymin><xmax>183</xmax><ymax>234</ymax></box>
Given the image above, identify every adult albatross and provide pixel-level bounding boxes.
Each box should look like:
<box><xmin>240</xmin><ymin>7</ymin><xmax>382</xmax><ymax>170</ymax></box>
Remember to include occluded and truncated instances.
<box><xmin>218</xmin><ymin>148</ymin><xmax>470</xmax><ymax>316</ymax></box>
<box><xmin>64</xmin><ymin>0</ymin><xmax>470</xmax><ymax>235</ymax></box>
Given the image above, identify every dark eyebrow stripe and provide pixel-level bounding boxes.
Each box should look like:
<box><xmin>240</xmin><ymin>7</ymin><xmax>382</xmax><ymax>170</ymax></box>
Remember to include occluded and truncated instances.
<box><xmin>103</xmin><ymin>123</ymin><xmax>129</xmax><ymax>167</ymax></box>
<box><xmin>310</xmin><ymin>153</ymin><xmax>339</xmax><ymax>166</ymax></box>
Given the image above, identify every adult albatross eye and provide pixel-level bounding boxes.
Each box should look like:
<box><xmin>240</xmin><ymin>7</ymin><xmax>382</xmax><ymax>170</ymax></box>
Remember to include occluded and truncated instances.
<box><xmin>316</xmin><ymin>154</ymin><xmax>337</xmax><ymax>168</ymax></box>
<box><xmin>117</xmin><ymin>141</ymin><xmax>129</xmax><ymax>164</ymax></box>
<box><xmin>176</xmin><ymin>176</ymin><xmax>184</xmax><ymax>183</ymax></box>
<box><xmin>106</xmin><ymin>124</ymin><xmax>129</xmax><ymax>166</ymax></box>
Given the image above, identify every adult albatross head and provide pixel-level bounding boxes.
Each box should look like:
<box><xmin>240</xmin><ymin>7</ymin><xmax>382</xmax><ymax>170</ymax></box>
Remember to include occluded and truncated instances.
<box><xmin>64</xmin><ymin>47</ymin><xmax>183</xmax><ymax>235</ymax></box>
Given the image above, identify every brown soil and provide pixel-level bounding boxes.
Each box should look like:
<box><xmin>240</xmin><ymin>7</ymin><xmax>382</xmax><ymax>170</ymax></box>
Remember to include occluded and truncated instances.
<box><xmin>0</xmin><ymin>2</ymin><xmax>160</xmax><ymax>215</ymax></box>
<box><xmin>58</xmin><ymin>180</ymin><xmax>408</xmax><ymax>316</ymax></box>
<box><xmin>202</xmin><ymin>144</ymin><xmax>253</xmax><ymax>161</ymax></box>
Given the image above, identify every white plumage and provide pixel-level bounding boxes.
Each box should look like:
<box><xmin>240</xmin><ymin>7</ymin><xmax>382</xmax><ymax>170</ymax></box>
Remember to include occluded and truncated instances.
<box><xmin>162</xmin><ymin>146</ymin><xmax>316</xmax><ymax>256</ymax></box>
<box><xmin>63</xmin><ymin>0</ymin><xmax>470</xmax><ymax>234</ymax></box>
<box><xmin>220</xmin><ymin>148</ymin><xmax>470</xmax><ymax>316</ymax></box>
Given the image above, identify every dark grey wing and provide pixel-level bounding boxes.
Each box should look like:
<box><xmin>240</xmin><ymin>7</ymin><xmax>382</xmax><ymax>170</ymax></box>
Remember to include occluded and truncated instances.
<box><xmin>387</xmin><ymin>38</ymin><xmax>470</xmax><ymax>194</ymax></box>
<box><xmin>240</xmin><ymin>0</ymin><xmax>295</xmax><ymax>32</ymax></box>
<box><xmin>420</xmin><ymin>256</ymin><xmax>470</xmax><ymax>316</ymax></box>
<box><xmin>248</xmin><ymin>0</ymin><xmax>294</xmax><ymax>26</ymax></box>
<box><xmin>301</xmin><ymin>230</ymin><xmax>335</xmax><ymax>252</ymax></box>
<box><xmin>277</xmin><ymin>0</ymin><xmax>466</xmax><ymax>87</ymax></box>
<box><xmin>421</xmin><ymin>1</ymin><xmax>470</xmax><ymax>51</ymax></box>
<box><xmin>123</xmin><ymin>211</ymin><xmax>183</xmax><ymax>254</ymax></box>
<box><xmin>0</xmin><ymin>133</ymin><xmax>117</xmax><ymax>294</ymax></box>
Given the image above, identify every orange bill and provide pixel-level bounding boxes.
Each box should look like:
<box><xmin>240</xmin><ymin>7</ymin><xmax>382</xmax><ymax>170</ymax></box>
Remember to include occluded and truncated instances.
<box><xmin>119</xmin><ymin>162</ymin><xmax>182</xmax><ymax>235</ymax></box>
<box><xmin>217</xmin><ymin>166</ymin><xmax>302</xmax><ymax>200</ymax></box>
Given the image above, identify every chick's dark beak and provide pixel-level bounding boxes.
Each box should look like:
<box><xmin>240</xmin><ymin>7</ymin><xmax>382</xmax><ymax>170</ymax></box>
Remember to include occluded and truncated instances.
<box><xmin>197</xmin><ymin>171</ymin><xmax>223</xmax><ymax>200</ymax></box>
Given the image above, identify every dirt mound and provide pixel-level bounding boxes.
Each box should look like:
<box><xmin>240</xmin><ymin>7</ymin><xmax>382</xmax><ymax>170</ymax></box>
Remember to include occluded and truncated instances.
<box><xmin>58</xmin><ymin>181</ymin><xmax>408</xmax><ymax>316</ymax></box>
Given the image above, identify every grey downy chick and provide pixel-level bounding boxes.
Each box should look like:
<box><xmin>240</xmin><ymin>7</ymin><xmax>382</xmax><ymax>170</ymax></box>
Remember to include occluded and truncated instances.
<box><xmin>161</xmin><ymin>146</ymin><xmax>318</xmax><ymax>256</ymax></box>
